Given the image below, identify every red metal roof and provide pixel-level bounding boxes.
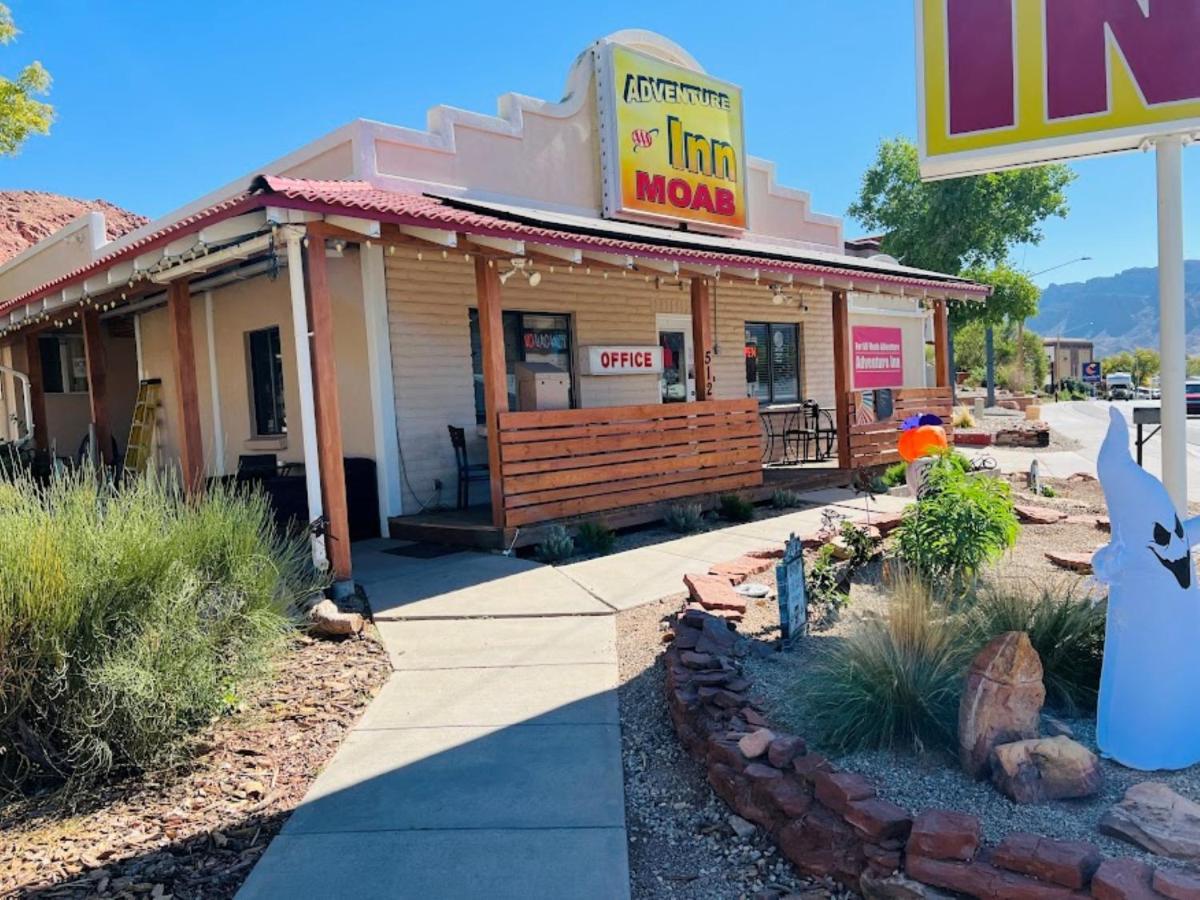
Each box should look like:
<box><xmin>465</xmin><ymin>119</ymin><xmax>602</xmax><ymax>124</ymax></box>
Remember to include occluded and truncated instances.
<box><xmin>0</xmin><ymin>176</ymin><xmax>987</xmax><ymax>321</ymax></box>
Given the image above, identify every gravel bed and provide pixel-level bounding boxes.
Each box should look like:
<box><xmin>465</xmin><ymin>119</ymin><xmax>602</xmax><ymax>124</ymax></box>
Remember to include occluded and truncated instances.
<box><xmin>616</xmin><ymin>597</ymin><xmax>845</xmax><ymax>900</ymax></box>
<box><xmin>739</xmin><ymin>476</ymin><xmax>1200</xmax><ymax>872</ymax></box>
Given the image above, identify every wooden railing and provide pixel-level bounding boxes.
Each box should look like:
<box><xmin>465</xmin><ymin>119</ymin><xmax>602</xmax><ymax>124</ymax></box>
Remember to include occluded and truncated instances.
<box><xmin>846</xmin><ymin>386</ymin><xmax>955</xmax><ymax>469</ymax></box>
<box><xmin>496</xmin><ymin>399</ymin><xmax>764</xmax><ymax>527</ymax></box>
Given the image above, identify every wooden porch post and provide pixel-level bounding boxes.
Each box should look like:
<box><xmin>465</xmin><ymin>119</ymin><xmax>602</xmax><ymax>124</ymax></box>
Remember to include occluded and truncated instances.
<box><xmin>933</xmin><ymin>299</ymin><xmax>951</xmax><ymax>388</ymax></box>
<box><xmin>167</xmin><ymin>280</ymin><xmax>205</xmax><ymax>491</ymax></box>
<box><xmin>23</xmin><ymin>331</ymin><xmax>47</xmax><ymax>451</ymax></box>
<box><xmin>474</xmin><ymin>255</ymin><xmax>508</xmax><ymax>527</ymax></box>
<box><xmin>690</xmin><ymin>277</ymin><xmax>714</xmax><ymax>400</ymax></box>
<box><xmin>81</xmin><ymin>308</ymin><xmax>112</xmax><ymax>464</ymax></box>
<box><xmin>304</xmin><ymin>224</ymin><xmax>353</xmax><ymax>582</ymax></box>
<box><xmin>831</xmin><ymin>289</ymin><xmax>852</xmax><ymax>469</ymax></box>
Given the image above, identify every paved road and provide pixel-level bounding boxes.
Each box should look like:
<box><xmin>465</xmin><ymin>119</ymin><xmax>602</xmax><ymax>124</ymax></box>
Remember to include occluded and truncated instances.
<box><xmin>987</xmin><ymin>400</ymin><xmax>1200</xmax><ymax>503</ymax></box>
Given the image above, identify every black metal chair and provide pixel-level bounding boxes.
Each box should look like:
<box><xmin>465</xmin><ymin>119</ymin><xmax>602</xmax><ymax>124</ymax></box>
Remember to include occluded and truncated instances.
<box><xmin>448</xmin><ymin>425</ymin><xmax>489</xmax><ymax>510</ymax></box>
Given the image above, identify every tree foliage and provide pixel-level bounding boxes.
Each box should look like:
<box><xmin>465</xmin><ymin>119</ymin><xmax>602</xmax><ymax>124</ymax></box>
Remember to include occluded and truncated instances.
<box><xmin>0</xmin><ymin>4</ymin><xmax>52</xmax><ymax>156</ymax></box>
<box><xmin>953</xmin><ymin>320</ymin><xmax>1048</xmax><ymax>389</ymax></box>
<box><xmin>848</xmin><ymin>138</ymin><xmax>1074</xmax><ymax>277</ymax></box>
<box><xmin>1101</xmin><ymin>348</ymin><xmax>1159</xmax><ymax>386</ymax></box>
<box><xmin>959</xmin><ymin>262</ymin><xmax>1041</xmax><ymax>328</ymax></box>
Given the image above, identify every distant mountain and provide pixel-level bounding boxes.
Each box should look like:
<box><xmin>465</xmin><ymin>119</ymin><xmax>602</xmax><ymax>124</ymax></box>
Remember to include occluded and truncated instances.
<box><xmin>1028</xmin><ymin>261</ymin><xmax>1200</xmax><ymax>357</ymax></box>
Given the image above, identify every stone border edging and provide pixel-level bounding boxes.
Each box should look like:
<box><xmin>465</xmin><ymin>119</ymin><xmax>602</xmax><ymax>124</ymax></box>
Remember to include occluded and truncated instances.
<box><xmin>665</xmin><ymin>548</ymin><xmax>1200</xmax><ymax>900</ymax></box>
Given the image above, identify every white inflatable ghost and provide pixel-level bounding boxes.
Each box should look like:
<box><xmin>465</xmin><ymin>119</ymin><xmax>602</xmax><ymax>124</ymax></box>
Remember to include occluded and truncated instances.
<box><xmin>1092</xmin><ymin>406</ymin><xmax>1200</xmax><ymax>770</ymax></box>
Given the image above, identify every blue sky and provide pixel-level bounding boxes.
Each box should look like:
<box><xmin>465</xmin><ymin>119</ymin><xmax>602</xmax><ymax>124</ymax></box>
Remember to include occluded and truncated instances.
<box><xmin>2</xmin><ymin>0</ymin><xmax>1195</xmax><ymax>288</ymax></box>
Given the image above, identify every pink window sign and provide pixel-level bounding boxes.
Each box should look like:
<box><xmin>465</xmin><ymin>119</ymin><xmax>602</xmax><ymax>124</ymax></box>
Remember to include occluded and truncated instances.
<box><xmin>852</xmin><ymin>326</ymin><xmax>904</xmax><ymax>389</ymax></box>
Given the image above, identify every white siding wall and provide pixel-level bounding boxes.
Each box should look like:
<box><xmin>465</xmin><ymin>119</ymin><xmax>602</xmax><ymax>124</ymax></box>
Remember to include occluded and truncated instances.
<box><xmin>385</xmin><ymin>252</ymin><xmax>835</xmax><ymax>510</ymax></box>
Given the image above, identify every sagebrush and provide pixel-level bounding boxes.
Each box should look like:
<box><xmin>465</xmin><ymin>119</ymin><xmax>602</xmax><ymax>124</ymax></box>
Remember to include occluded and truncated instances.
<box><xmin>664</xmin><ymin>502</ymin><xmax>705</xmax><ymax>534</ymax></box>
<box><xmin>718</xmin><ymin>493</ymin><xmax>756</xmax><ymax>522</ymax></box>
<box><xmin>0</xmin><ymin>469</ymin><xmax>317</xmax><ymax>789</ymax></box>
<box><xmin>575</xmin><ymin>520</ymin><xmax>616</xmax><ymax>555</ymax></box>
<box><xmin>536</xmin><ymin>524</ymin><xmax>575</xmax><ymax>562</ymax></box>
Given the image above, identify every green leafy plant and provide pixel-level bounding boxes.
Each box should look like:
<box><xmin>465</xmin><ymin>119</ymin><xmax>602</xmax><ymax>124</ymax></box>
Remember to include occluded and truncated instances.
<box><xmin>896</xmin><ymin>454</ymin><xmax>1019</xmax><ymax>590</ymax></box>
<box><xmin>805</xmin><ymin>547</ymin><xmax>848</xmax><ymax>623</ymax></box>
<box><xmin>718</xmin><ymin>493</ymin><xmax>756</xmax><ymax>522</ymax></box>
<box><xmin>536</xmin><ymin>524</ymin><xmax>575</xmax><ymax>563</ymax></box>
<box><xmin>771</xmin><ymin>489</ymin><xmax>806</xmax><ymax>510</ymax></box>
<box><xmin>664</xmin><ymin>502</ymin><xmax>705</xmax><ymax>534</ymax></box>
<box><xmin>1039</xmin><ymin>484</ymin><xmax>1057</xmax><ymax>498</ymax></box>
<box><xmin>801</xmin><ymin>569</ymin><xmax>970</xmax><ymax>754</ymax></box>
<box><xmin>575</xmin><ymin>520</ymin><xmax>616</xmax><ymax>556</ymax></box>
<box><xmin>881</xmin><ymin>461</ymin><xmax>908</xmax><ymax>488</ymax></box>
<box><xmin>839</xmin><ymin>521</ymin><xmax>878</xmax><ymax>568</ymax></box>
<box><xmin>0</xmin><ymin>468</ymin><xmax>314</xmax><ymax>789</ymax></box>
<box><xmin>965</xmin><ymin>580</ymin><xmax>1106</xmax><ymax>715</ymax></box>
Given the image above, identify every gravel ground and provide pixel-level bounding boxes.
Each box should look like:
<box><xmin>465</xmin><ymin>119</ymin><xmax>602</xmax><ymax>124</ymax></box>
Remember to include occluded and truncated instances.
<box><xmin>616</xmin><ymin>597</ymin><xmax>846</xmax><ymax>900</ymax></box>
<box><xmin>739</xmin><ymin>476</ymin><xmax>1200</xmax><ymax>871</ymax></box>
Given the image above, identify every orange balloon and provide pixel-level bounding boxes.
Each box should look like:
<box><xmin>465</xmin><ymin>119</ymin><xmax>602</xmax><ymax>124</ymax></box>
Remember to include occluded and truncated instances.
<box><xmin>898</xmin><ymin>425</ymin><xmax>948</xmax><ymax>463</ymax></box>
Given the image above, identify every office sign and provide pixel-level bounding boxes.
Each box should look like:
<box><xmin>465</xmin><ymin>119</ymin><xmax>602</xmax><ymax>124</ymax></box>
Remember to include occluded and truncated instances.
<box><xmin>582</xmin><ymin>346</ymin><xmax>664</xmax><ymax>375</ymax></box>
<box><xmin>852</xmin><ymin>326</ymin><xmax>904</xmax><ymax>389</ymax></box>
<box><xmin>597</xmin><ymin>42</ymin><xmax>748</xmax><ymax>230</ymax></box>
<box><xmin>916</xmin><ymin>0</ymin><xmax>1200</xmax><ymax>179</ymax></box>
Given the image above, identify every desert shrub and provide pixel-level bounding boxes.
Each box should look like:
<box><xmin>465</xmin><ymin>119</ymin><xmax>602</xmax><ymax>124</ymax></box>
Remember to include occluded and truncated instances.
<box><xmin>718</xmin><ymin>493</ymin><xmax>756</xmax><ymax>522</ymax></box>
<box><xmin>952</xmin><ymin>406</ymin><xmax>977</xmax><ymax>429</ymax></box>
<box><xmin>0</xmin><ymin>469</ymin><xmax>314</xmax><ymax>789</ymax></box>
<box><xmin>802</xmin><ymin>570</ymin><xmax>970</xmax><ymax>754</ymax></box>
<box><xmin>536</xmin><ymin>524</ymin><xmax>575</xmax><ymax>563</ymax></box>
<box><xmin>805</xmin><ymin>546</ymin><xmax>849</xmax><ymax>625</ymax></box>
<box><xmin>771</xmin><ymin>489</ymin><xmax>805</xmax><ymax>509</ymax></box>
<box><xmin>896</xmin><ymin>454</ymin><xmax>1019</xmax><ymax>590</ymax></box>
<box><xmin>881</xmin><ymin>461</ymin><xmax>908</xmax><ymax>488</ymax></box>
<box><xmin>575</xmin><ymin>520</ymin><xmax>616</xmax><ymax>556</ymax></box>
<box><xmin>1039</xmin><ymin>484</ymin><xmax>1057</xmax><ymax>498</ymax></box>
<box><xmin>839</xmin><ymin>521</ymin><xmax>878</xmax><ymax>568</ymax></box>
<box><xmin>966</xmin><ymin>580</ymin><xmax>1106</xmax><ymax>715</ymax></box>
<box><xmin>664</xmin><ymin>502</ymin><xmax>705</xmax><ymax>533</ymax></box>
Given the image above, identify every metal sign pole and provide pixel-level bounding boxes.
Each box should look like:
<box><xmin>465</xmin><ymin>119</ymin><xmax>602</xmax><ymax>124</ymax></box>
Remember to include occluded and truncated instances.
<box><xmin>1156</xmin><ymin>134</ymin><xmax>1188</xmax><ymax>512</ymax></box>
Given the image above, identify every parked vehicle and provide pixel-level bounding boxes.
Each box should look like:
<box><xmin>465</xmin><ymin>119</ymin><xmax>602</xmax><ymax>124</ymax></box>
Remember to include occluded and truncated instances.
<box><xmin>1187</xmin><ymin>381</ymin><xmax>1200</xmax><ymax>415</ymax></box>
<box><xmin>1106</xmin><ymin>372</ymin><xmax>1134</xmax><ymax>401</ymax></box>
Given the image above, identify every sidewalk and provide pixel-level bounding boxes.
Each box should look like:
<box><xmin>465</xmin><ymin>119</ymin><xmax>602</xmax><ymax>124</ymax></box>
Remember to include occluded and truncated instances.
<box><xmin>238</xmin><ymin>487</ymin><xmax>908</xmax><ymax>899</ymax></box>
<box><xmin>237</xmin><ymin>545</ymin><xmax>628</xmax><ymax>900</ymax></box>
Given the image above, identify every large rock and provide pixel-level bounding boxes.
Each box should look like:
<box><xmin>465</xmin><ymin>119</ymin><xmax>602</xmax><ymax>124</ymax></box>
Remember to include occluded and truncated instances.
<box><xmin>958</xmin><ymin>632</ymin><xmax>1046</xmax><ymax>778</ymax></box>
<box><xmin>990</xmin><ymin>736</ymin><xmax>1102</xmax><ymax>803</ymax></box>
<box><xmin>1099</xmin><ymin>783</ymin><xmax>1200</xmax><ymax>861</ymax></box>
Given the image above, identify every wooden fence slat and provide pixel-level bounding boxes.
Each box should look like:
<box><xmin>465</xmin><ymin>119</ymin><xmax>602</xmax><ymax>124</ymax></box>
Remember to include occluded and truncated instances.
<box><xmin>501</xmin><ymin>436</ymin><xmax>758</xmax><ymax>476</ymax></box>
<box><xmin>505</xmin><ymin>448</ymin><xmax>762</xmax><ymax>498</ymax></box>
<box><xmin>500</xmin><ymin>421</ymin><xmax>761</xmax><ymax>462</ymax></box>
<box><xmin>497</xmin><ymin>412</ymin><xmax>758</xmax><ymax>445</ymax></box>
<box><xmin>498</xmin><ymin>398</ymin><xmax>756</xmax><ymax>430</ymax></box>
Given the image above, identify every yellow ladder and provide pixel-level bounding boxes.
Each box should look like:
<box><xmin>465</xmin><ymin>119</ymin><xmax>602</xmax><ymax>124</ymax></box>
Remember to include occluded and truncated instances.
<box><xmin>123</xmin><ymin>379</ymin><xmax>162</xmax><ymax>477</ymax></box>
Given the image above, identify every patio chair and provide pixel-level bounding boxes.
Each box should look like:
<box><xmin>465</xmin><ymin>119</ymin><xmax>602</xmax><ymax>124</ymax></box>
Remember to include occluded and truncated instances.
<box><xmin>448</xmin><ymin>425</ymin><xmax>489</xmax><ymax>510</ymax></box>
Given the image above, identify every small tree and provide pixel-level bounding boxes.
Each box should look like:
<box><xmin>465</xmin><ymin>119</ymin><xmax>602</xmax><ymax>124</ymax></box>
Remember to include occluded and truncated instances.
<box><xmin>1102</xmin><ymin>351</ymin><xmax>1135</xmax><ymax>376</ymax></box>
<box><xmin>0</xmin><ymin>5</ymin><xmax>52</xmax><ymax>156</ymax></box>
<box><xmin>1131</xmin><ymin>348</ymin><xmax>1160</xmax><ymax>387</ymax></box>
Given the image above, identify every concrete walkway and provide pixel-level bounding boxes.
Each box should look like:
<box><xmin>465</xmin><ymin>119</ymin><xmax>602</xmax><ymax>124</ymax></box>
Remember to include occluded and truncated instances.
<box><xmin>238</xmin><ymin>487</ymin><xmax>907</xmax><ymax>899</ymax></box>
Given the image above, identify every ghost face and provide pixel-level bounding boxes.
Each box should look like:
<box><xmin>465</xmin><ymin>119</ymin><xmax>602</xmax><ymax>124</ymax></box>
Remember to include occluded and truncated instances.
<box><xmin>1151</xmin><ymin>514</ymin><xmax>1192</xmax><ymax>589</ymax></box>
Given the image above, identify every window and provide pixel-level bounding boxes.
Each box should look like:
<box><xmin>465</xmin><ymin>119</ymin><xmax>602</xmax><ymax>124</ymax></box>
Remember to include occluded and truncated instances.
<box><xmin>744</xmin><ymin>322</ymin><xmax>800</xmax><ymax>404</ymax></box>
<box><xmin>39</xmin><ymin>335</ymin><xmax>88</xmax><ymax>394</ymax></box>
<box><xmin>247</xmin><ymin>327</ymin><xmax>286</xmax><ymax>436</ymax></box>
<box><xmin>469</xmin><ymin>310</ymin><xmax>573</xmax><ymax>423</ymax></box>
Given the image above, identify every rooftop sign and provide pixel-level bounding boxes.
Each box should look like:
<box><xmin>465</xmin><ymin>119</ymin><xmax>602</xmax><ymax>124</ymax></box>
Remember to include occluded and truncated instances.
<box><xmin>916</xmin><ymin>0</ymin><xmax>1200</xmax><ymax>180</ymax></box>
<box><xmin>596</xmin><ymin>42</ymin><xmax>748</xmax><ymax>231</ymax></box>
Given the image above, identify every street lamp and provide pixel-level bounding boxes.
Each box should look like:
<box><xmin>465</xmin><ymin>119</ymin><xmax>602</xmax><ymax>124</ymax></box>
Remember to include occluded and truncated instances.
<box><xmin>985</xmin><ymin>256</ymin><xmax>1093</xmax><ymax>407</ymax></box>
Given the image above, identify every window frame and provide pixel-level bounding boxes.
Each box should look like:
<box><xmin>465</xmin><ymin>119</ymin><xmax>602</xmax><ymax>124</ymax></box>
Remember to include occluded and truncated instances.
<box><xmin>469</xmin><ymin>309</ymin><xmax>576</xmax><ymax>424</ymax></box>
<box><xmin>744</xmin><ymin>321</ymin><xmax>802</xmax><ymax>405</ymax></box>
<box><xmin>245</xmin><ymin>325</ymin><xmax>287</xmax><ymax>438</ymax></box>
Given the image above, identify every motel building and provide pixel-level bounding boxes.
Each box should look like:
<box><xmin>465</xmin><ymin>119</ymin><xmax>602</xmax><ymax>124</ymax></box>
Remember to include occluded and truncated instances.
<box><xmin>0</xmin><ymin>31</ymin><xmax>984</xmax><ymax>587</ymax></box>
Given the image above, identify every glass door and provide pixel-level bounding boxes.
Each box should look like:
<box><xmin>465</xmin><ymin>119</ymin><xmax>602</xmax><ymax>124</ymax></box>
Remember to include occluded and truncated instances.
<box><xmin>656</xmin><ymin>314</ymin><xmax>695</xmax><ymax>403</ymax></box>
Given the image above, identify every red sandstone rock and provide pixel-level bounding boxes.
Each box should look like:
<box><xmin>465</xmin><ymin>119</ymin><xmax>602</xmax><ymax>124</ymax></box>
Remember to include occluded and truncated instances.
<box><xmin>742</xmin><ymin>708</ymin><xmax>770</xmax><ymax>728</ymax></box>
<box><xmin>908</xmin><ymin>810</ymin><xmax>981</xmax><ymax>862</ymax></box>
<box><xmin>738</xmin><ymin>728</ymin><xmax>774</xmax><ymax>759</ymax></box>
<box><xmin>0</xmin><ymin>191</ymin><xmax>147</xmax><ymax>265</ymax></box>
<box><xmin>906</xmin><ymin>854</ymin><xmax>1079</xmax><ymax>899</ymax></box>
<box><xmin>1044</xmin><ymin>551</ymin><xmax>1095</xmax><ymax>574</ymax></box>
<box><xmin>862</xmin><ymin>843</ymin><xmax>903</xmax><ymax>875</ymax></box>
<box><xmin>767</xmin><ymin>735</ymin><xmax>807</xmax><ymax>768</ymax></box>
<box><xmin>758</xmin><ymin>776</ymin><xmax>812</xmax><ymax>818</ymax></box>
<box><xmin>684</xmin><ymin>572</ymin><xmax>748</xmax><ymax>613</ymax></box>
<box><xmin>793</xmin><ymin>752</ymin><xmax>835</xmax><ymax>782</ymax></box>
<box><xmin>746</xmin><ymin>548</ymin><xmax>785</xmax><ymax>560</ymax></box>
<box><xmin>844</xmin><ymin>797</ymin><xmax>913</xmax><ymax>842</ymax></box>
<box><xmin>777</xmin><ymin>805</ymin><xmax>867</xmax><ymax>886</ymax></box>
<box><xmin>990</xmin><ymin>737</ymin><xmax>1102</xmax><ymax>803</ymax></box>
<box><xmin>680</xmin><ymin>650</ymin><xmax>720</xmax><ymax>670</ymax></box>
<box><xmin>709</xmin><ymin>555</ymin><xmax>775</xmax><ymax>584</ymax></box>
<box><xmin>1099</xmin><ymin>782</ymin><xmax>1200</xmax><ymax>861</ymax></box>
<box><xmin>852</xmin><ymin>511</ymin><xmax>907</xmax><ymax>537</ymax></box>
<box><xmin>958</xmin><ymin>631</ymin><xmax>1045</xmax><ymax>778</ymax></box>
<box><xmin>992</xmin><ymin>832</ymin><xmax>1102</xmax><ymax>890</ymax></box>
<box><xmin>1153</xmin><ymin>868</ymin><xmax>1200</xmax><ymax>900</ymax></box>
<box><xmin>706</xmin><ymin>735</ymin><xmax>748</xmax><ymax>771</ymax></box>
<box><xmin>1015</xmin><ymin>504</ymin><xmax>1069</xmax><ymax>525</ymax></box>
<box><xmin>743</xmin><ymin>762</ymin><xmax>783</xmax><ymax>784</ymax></box>
<box><xmin>814</xmin><ymin>771</ymin><xmax>876</xmax><ymax>814</ymax></box>
<box><xmin>1090</xmin><ymin>858</ymin><xmax>1158</xmax><ymax>900</ymax></box>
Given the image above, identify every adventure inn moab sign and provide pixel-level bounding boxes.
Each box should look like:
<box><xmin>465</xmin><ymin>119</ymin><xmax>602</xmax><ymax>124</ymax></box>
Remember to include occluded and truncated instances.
<box><xmin>597</xmin><ymin>42</ymin><xmax>749</xmax><ymax>231</ymax></box>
